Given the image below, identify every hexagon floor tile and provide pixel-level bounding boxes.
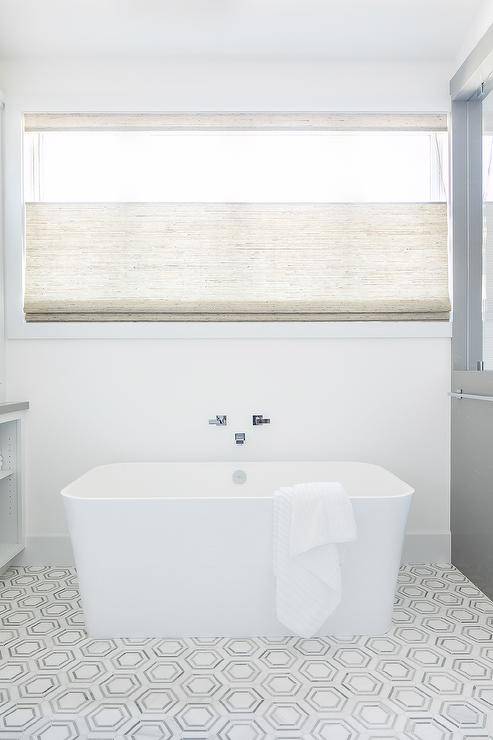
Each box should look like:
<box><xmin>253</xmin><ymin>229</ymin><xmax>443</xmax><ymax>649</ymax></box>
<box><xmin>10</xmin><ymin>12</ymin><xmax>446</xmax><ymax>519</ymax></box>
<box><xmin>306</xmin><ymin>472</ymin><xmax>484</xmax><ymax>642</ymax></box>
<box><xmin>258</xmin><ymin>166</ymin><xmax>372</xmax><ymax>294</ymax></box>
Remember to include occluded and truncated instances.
<box><xmin>0</xmin><ymin>564</ymin><xmax>493</xmax><ymax>738</ymax></box>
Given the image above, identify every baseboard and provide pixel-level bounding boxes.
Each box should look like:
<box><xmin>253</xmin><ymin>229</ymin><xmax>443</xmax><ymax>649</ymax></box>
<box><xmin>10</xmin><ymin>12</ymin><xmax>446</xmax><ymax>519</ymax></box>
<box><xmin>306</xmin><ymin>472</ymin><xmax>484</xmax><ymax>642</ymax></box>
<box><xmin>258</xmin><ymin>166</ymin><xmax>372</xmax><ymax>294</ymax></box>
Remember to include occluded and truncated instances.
<box><xmin>12</xmin><ymin>532</ymin><xmax>451</xmax><ymax>567</ymax></box>
<box><xmin>13</xmin><ymin>536</ymin><xmax>75</xmax><ymax>566</ymax></box>
<box><xmin>402</xmin><ymin>531</ymin><xmax>451</xmax><ymax>563</ymax></box>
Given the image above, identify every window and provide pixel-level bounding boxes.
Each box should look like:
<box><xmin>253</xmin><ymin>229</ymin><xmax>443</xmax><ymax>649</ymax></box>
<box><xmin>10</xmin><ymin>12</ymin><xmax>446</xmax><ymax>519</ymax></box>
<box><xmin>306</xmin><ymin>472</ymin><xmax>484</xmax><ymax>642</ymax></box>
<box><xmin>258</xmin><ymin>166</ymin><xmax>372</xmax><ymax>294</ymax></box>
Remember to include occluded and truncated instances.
<box><xmin>23</xmin><ymin>112</ymin><xmax>449</xmax><ymax>323</ymax></box>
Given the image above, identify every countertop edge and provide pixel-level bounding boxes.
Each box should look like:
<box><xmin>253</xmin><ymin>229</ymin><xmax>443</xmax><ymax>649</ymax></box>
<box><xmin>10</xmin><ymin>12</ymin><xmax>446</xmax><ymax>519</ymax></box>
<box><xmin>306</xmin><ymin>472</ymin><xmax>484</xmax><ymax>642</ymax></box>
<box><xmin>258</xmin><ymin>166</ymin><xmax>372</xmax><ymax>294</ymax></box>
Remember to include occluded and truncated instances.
<box><xmin>0</xmin><ymin>401</ymin><xmax>29</xmax><ymax>415</ymax></box>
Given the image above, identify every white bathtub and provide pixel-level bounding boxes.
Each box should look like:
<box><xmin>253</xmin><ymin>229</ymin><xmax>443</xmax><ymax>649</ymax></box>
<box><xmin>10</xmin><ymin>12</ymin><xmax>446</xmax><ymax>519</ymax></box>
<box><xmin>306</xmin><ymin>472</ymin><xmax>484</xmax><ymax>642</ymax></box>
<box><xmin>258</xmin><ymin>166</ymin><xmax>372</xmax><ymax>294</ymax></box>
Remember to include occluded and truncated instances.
<box><xmin>62</xmin><ymin>461</ymin><xmax>413</xmax><ymax>638</ymax></box>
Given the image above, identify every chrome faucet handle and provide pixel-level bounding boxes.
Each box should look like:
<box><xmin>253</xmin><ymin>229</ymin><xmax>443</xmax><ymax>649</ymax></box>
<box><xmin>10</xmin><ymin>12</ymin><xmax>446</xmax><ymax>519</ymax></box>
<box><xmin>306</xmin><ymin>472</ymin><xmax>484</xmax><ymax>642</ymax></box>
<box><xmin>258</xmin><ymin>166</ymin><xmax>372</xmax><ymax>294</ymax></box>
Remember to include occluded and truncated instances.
<box><xmin>252</xmin><ymin>414</ymin><xmax>270</xmax><ymax>426</ymax></box>
<box><xmin>235</xmin><ymin>432</ymin><xmax>246</xmax><ymax>445</ymax></box>
<box><xmin>209</xmin><ymin>415</ymin><xmax>227</xmax><ymax>426</ymax></box>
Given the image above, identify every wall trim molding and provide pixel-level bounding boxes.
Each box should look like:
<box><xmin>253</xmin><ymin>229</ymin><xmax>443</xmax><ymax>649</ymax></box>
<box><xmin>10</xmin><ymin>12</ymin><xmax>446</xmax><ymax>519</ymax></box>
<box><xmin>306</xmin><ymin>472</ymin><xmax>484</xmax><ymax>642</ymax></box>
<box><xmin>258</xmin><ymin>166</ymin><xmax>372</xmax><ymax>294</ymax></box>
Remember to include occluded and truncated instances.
<box><xmin>13</xmin><ymin>532</ymin><xmax>451</xmax><ymax>567</ymax></box>
<box><xmin>8</xmin><ymin>320</ymin><xmax>453</xmax><ymax>341</ymax></box>
<box><xmin>402</xmin><ymin>531</ymin><xmax>451</xmax><ymax>563</ymax></box>
<box><xmin>13</xmin><ymin>536</ymin><xmax>75</xmax><ymax>566</ymax></box>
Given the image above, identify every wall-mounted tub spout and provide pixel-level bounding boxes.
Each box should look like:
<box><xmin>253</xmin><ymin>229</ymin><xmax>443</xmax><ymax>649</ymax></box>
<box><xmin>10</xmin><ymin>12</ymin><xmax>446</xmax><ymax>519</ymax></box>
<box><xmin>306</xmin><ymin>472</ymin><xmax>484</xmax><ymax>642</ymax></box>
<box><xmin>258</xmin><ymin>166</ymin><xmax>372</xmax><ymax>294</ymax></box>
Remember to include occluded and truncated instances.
<box><xmin>235</xmin><ymin>433</ymin><xmax>246</xmax><ymax>445</ymax></box>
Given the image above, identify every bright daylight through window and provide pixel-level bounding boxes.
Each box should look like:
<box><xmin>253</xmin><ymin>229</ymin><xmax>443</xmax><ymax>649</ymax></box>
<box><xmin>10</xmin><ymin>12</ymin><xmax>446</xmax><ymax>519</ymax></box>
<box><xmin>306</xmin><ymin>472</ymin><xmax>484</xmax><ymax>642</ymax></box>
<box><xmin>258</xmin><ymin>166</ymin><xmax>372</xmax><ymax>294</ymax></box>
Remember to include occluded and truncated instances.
<box><xmin>23</xmin><ymin>113</ymin><xmax>450</xmax><ymax>323</ymax></box>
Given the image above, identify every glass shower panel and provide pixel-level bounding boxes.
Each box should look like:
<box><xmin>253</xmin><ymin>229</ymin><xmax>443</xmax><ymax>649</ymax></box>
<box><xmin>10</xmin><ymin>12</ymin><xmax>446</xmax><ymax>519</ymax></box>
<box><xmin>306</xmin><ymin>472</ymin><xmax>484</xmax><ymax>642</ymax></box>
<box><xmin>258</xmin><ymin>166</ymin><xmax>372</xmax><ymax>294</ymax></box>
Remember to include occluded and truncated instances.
<box><xmin>483</xmin><ymin>93</ymin><xmax>493</xmax><ymax>367</ymax></box>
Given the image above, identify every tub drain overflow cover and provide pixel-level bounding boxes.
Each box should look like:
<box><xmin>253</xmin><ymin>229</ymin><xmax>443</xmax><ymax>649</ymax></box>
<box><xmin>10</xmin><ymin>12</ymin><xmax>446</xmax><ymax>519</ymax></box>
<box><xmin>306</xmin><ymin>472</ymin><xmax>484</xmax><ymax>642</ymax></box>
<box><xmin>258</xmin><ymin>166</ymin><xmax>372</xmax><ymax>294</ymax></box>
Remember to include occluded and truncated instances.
<box><xmin>233</xmin><ymin>469</ymin><xmax>247</xmax><ymax>485</ymax></box>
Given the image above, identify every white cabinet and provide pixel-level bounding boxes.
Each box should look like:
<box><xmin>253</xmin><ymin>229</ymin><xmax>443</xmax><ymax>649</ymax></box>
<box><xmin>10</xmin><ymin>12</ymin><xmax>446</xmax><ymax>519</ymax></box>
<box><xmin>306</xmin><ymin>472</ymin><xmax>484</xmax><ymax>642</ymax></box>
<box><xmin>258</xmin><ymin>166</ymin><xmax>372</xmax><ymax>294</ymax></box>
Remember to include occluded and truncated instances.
<box><xmin>0</xmin><ymin>403</ymin><xmax>28</xmax><ymax>571</ymax></box>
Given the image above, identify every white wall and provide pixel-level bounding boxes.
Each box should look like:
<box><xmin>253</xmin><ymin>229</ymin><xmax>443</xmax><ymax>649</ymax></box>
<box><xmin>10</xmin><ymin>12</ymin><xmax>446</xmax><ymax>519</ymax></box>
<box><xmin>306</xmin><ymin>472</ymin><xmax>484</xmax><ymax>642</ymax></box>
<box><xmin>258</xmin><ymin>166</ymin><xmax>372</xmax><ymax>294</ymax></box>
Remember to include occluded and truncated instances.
<box><xmin>456</xmin><ymin>0</ymin><xmax>493</xmax><ymax>67</ymax></box>
<box><xmin>1</xmin><ymin>56</ymin><xmax>452</xmax><ymax>563</ymax></box>
<box><xmin>7</xmin><ymin>337</ymin><xmax>451</xmax><ymax>563</ymax></box>
<box><xmin>0</xmin><ymin>57</ymin><xmax>451</xmax><ymax>111</ymax></box>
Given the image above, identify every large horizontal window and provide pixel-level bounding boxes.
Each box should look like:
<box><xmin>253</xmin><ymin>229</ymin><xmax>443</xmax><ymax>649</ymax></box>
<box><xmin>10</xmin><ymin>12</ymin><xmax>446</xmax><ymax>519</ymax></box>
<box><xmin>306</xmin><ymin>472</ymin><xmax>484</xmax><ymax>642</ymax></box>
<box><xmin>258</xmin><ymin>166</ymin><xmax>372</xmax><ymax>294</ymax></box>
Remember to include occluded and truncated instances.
<box><xmin>23</xmin><ymin>112</ymin><xmax>450</xmax><ymax>322</ymax></box>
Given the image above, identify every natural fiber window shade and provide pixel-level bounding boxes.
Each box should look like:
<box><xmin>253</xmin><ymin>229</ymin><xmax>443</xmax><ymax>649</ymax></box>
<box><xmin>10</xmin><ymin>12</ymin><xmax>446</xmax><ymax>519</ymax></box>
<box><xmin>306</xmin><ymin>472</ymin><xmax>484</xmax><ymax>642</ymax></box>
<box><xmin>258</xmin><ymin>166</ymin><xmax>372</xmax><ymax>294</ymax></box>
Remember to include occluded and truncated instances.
<box><xmin>24</xmin><ymin>202</ymin><xmax>450</xmax><ymax>322</ymax></box>
<box><xmin>24</xmin><ymin>112</ymin><xmax>448</xmax><ymax>132</ymax></box>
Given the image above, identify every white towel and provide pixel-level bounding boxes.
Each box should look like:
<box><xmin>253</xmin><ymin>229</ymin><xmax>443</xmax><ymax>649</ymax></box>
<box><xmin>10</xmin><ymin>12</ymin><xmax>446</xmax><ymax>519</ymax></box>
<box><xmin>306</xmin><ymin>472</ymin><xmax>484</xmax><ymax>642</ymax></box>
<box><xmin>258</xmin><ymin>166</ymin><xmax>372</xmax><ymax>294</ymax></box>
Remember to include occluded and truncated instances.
<box><xmin>273</xmin><ymin>481</ymin><xmax>357</xmax><ymax>638</ymax></box>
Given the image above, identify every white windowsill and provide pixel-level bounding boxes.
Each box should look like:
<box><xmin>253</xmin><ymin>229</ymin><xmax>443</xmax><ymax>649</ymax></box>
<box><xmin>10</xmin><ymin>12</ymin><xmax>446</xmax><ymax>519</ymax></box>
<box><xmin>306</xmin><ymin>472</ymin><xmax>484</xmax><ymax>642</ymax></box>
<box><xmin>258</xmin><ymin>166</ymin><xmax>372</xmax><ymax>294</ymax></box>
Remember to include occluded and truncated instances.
<box><xmin>7</xmin><ymin>320</ymin><xmax>452</xmax><ymax>340</ymax></box>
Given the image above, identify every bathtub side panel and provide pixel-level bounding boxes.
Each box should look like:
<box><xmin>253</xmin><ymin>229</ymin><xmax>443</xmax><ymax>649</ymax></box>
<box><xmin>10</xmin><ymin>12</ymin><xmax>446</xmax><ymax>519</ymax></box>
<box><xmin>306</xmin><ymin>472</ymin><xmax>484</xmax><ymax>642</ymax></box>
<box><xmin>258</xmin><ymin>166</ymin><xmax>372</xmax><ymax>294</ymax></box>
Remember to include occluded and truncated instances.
<box><xmin>64</xmin><ymin>497</ymin><xmax>277</xmax><ymax>637</ymax></box>
<box><xmin>64</xmin><ymin>492</ymin><xmax>412</xmax><ymax>638</ymax></box>
<box><xmin>321</xmin><ymin>494</ymin><xmax>412</xmax><ymax>635</ymax></box>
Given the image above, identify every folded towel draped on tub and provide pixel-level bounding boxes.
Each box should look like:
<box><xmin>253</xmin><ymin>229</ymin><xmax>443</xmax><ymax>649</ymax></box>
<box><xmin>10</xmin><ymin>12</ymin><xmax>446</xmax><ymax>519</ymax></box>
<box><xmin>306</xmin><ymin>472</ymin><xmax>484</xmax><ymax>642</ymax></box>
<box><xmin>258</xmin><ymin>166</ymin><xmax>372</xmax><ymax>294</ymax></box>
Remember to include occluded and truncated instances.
<box><xmin>273</xmin><ymin>482</ymin><xmax>357</xmax><ymax>637</ymax></box>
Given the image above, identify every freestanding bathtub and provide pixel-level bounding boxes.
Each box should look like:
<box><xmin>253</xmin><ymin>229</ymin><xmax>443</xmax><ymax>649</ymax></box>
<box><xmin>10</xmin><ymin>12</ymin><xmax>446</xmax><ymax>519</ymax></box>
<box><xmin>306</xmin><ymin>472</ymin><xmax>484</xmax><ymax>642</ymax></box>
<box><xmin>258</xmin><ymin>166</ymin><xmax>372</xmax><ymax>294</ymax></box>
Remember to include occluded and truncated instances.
<box><xmin>62</xmin><ymin>461</ymin><xmax>413</xmax><ymax>638</ymax></box>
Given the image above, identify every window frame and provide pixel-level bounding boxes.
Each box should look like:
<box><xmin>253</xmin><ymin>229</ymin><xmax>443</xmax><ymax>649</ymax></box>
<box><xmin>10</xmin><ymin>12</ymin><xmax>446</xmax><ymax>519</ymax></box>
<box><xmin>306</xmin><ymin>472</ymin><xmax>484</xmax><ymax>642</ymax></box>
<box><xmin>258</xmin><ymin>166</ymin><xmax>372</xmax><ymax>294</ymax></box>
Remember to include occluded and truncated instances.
<box><xmin>3</xmin><ymin>103</ymin><xmax>452</xmax><ymax>340</ymax></box>
<box><xmin>450</xmin><ymin>25</ymin><xmax>493</xmax><ymax>371</ymax></box>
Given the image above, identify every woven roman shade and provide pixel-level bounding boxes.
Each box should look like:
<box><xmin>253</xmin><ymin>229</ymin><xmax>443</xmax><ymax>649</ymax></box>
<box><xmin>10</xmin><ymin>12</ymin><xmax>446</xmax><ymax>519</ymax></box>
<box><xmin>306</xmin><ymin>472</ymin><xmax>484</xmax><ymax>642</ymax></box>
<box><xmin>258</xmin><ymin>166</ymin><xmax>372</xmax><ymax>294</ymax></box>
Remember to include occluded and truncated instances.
<box><xmin>23</xmin><ymin>113</ymin><xmax>450</xmax><ymax>323</ymax></box>
<box><xmin>24</xmin><ymin>202</ymin><xmax>449</xmax><ymax>322</ymax></box>
<box><xmin>24</xmin><ymin>112</ymin><xmax>447</xmax><ymax>132</ymax></box>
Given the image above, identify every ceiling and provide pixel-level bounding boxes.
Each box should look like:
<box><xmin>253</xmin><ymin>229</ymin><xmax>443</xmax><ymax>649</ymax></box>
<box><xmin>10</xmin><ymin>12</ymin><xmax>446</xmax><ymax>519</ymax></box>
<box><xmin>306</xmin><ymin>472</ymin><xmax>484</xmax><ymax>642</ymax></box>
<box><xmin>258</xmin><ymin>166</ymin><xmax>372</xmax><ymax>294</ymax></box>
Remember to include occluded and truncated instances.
<box><xmin>0</xmin><ymin>0</ymin><xmax>484</xmax><ymax>61</ymax></box>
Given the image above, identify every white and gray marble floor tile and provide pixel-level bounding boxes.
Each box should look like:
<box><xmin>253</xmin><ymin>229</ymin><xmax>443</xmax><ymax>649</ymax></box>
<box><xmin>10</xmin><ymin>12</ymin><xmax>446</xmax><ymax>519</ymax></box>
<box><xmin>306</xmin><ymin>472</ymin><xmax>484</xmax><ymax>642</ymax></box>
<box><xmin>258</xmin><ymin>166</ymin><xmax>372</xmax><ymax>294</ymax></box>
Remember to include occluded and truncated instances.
<box><xmin>0</xmin><ymin>564</ymin><xmax>492</xmax><ymax>738</ymax></box>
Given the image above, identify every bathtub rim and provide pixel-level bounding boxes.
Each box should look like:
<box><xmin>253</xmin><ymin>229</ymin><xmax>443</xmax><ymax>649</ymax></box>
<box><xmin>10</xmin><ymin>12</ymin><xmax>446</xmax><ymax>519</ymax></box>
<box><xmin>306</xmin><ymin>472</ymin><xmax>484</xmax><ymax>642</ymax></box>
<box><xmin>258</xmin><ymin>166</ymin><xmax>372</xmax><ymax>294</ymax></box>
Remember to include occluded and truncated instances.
<box><xmin>61</xmin><ymin>461</ymin><xmax>415</xmax><ymax>502</ymax></box>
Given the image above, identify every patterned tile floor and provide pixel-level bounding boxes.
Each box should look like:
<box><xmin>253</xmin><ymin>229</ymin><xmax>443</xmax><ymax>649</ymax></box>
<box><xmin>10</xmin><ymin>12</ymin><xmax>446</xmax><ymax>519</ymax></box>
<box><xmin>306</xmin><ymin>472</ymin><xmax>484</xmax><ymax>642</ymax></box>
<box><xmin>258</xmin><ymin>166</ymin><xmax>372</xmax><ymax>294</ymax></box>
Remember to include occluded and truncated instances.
<box><xmin>0</xmin><ymin>565</ymin><xmax>493</xmax><ymax>739</ymax></box>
